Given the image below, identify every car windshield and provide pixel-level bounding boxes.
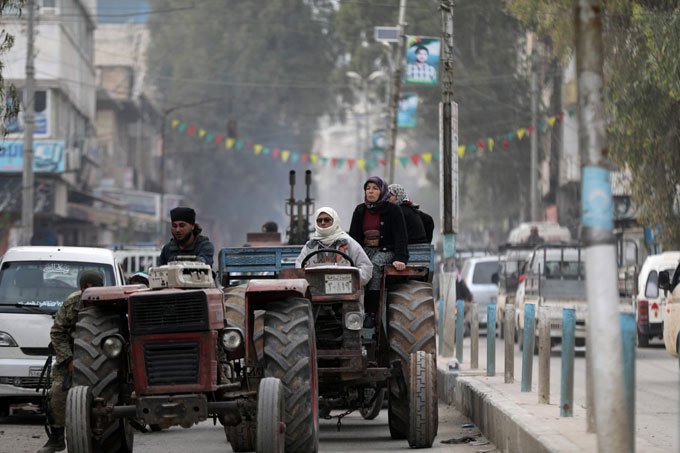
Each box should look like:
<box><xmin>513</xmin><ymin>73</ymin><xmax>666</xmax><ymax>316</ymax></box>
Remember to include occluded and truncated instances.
<box><xmin>472</xmin><ymin>261</ymin><xmax>500</xmax><ymax>284</ymax></box>
<box><xmin>0</xmin><ymin>261</ymin><xmax>115</xmax><ymax>313</ymax></box>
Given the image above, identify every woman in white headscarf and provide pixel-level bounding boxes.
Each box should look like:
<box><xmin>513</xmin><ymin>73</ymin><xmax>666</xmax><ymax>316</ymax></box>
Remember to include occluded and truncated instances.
<box><xmin>295</xmin><ymin>207</ymin><xmax>373</xmax><ymax>286</ymax></box>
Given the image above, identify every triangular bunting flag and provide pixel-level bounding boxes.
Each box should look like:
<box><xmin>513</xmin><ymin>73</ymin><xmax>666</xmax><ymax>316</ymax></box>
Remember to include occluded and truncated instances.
<box><xmin>502</xmin><ymin>138</ymin><xmax>510</xmax><ymax>149</ymax></box>
<box><xmin>399</xmin><ymin>157</ymin><xmax>409</xmax><ymax>168</ymax></box>
<box><xmin>291</xmin><ymin>152</ymin><xmax>300</xmax><ymax>163</ymax></box>
<box><xmin>378</xmin><ymin>158</ymin><xmax>387</xmax><ymax>166</ymax></box>
<box><xmin>517</xmin><ymin>128</ymin><xmax>526</xmax><ymax>139</ymax></box>
<box><xmin>282</xmin><ymin>150</ymin><xmax>291</xmax><ymax>162</ymax></box>
<box><xmin>357</xmin><ymin>159</ymin><xmax>366</xmax><ymax>170</ymax></box>
<box><xmin>214</xmin><ymin>134</ymin><xmax>225</xmax><ymax>144</ymax></box>
<box><xmin>178</xmin><ymin>123</ymin><xmax>187</xmax><ymax>133</ymax></box>
<box><xmin>171</xmin><ymin>119</ymin><xmax>180</xmax><ymax>128</ymax></box>
<box><xmin>410</xmin><ymin>154</ymin><xmax>420</xmax><ymax>166</ymax></box>
<box><xmin>225</xmin><ymin>138</ymin><xmax>235</xmax><ymax>149</ymax></box>
<box><xmin>198</xmin><ymin>129</ymin><xmax>206</xmax><ymax>138</ymax></box>
<box><xmin>527</xmin><ymin>126</ymin><xmax>534</xmax><ymax>135</ymax></box>
<box><xmin>477</xmin><ymin>140</ymin><xmax>485</xmax><ymax>150</ymax></box>
<box><xmin>319</xmin><ymin>157</ymin><xmax>328</xmax><ymax>166</ymax></box>
<box><xmin>235</xmin><ymin>140</ymin><xmax>244</xmax><ymax>151</ymax></box>
<box><xmin>187</xmin><ymin>126</ymin><xmax>197</xmax><ymax>136</ymax></box>
<box><xmin>301</xmin><ymin>153</ymin><xmax>309</xmax><ymax>163</ymax></box>
<box><xmin>458</xmin><ymin>146</ymin><xmax>465</xmax><ymax>158</ymax></box>
<box><xmin>262</xmin><ymin>147</ymin><xmax>271</xmax><ymax>155</ymax></box>
<box><xmin>488</xmin><ymin>138</ymin><xmax>494</xmax><ymax>151</ymax></box>
<box><xmin>336</xmin><ymin>158</ymin><xmax>345</xmax><ymax>169</ymax></box>
<box><xmin>310</xmin><ymin>154</ymin><xmax>319</xmax><ymax>164</ymax></box>
<box><xmin>205</xmin><ymin>132</ymin><xmax>215</xmax><ymax>142</ymax></box>
<box><xmin>272</xmin><ymin>148</ymin><xmax>280</xmax><ymax>158</ymax></box>
<box><xmin>348</xmin><ymin>159</ymin><xmax>356</xmax><ymax>169</ymax></box>
<box><xmin>548</xmin><ymin>116</ymin><xmax>556</xmax><ymax>127</ymax></box>
<box><xmin>254</xmin><ymin>144</ymin><xmax>263</xmax><ymax>155</ymax></box>
<box><xmin>422</xmin><ymin>153</ymin><xmax>432</xmax><ymax>164</ymax></box>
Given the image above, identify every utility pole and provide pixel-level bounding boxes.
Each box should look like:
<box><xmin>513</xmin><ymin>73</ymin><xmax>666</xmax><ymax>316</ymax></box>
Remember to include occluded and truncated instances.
<box><xmin>385</xmin><ymin>0</ymin><xmax>407</xmax><ymax>184</ymax></box>
<box><xmin>530</xmin><ymin>48</ymin><xmax>539</xmax><ymax>221</ymax></box>
<box><xmin>21</xmin><ymin>0</ymin><xmax>36</xmax><ymax>246</ymax></box>
<box><xmin>439</xmin><ymin>0</ymin><xmax>458</xmax><ymax>358</ymax></box>
<box><xmin>575</xmin><ymin>1</ymin><xmax>631</xmax><ymax>452</ymax></box>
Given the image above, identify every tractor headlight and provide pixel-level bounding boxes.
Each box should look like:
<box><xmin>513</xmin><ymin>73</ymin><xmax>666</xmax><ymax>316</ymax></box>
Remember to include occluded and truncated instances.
<box><xmin>102</xmin><ymin>335</ymin><xmax>125</xmax><ymax>359</ymax></box>
<box><xmin>345</xmin><ymin>312</ymin><xmax>363</xmax><ymax>331</ymax></box>
<box><xmin>221</xmin><ymin>328</ymin><xmax>243</xmax><ymax>351</ymax></box>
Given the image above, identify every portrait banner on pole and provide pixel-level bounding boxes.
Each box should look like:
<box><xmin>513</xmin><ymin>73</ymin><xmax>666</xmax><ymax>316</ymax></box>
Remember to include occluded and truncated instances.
<box><xmin>404</xmin><ymin>36</ymin><xmax>441</xmax><ymax>86</ymax></box>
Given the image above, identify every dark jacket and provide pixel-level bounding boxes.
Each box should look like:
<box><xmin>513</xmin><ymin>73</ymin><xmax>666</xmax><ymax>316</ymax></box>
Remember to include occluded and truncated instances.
<box><xmin>349</xmin><ymin>203</ymin><xmax>409</xmax><ymax>263</ymax></box>
<box><xmin>418</xmin><ymin>210</ymin><xmax>435</xmax><ymax>243</ymax></box>
<box><xmin>399</xmin><ymin>204</ymin><xmax>428</xmax><ymax>244</ymax></box>
<box><xmin>160</xmin><ymin>235</ymin><xmax>215</xmax><ymax>266</ymax></box>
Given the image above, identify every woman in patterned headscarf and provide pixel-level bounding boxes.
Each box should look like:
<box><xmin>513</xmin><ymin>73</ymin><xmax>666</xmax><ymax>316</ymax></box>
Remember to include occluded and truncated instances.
<box><xmin>388</xmin><ymin>183</ymin><xmax>428</xmax><ymax>244</ymax></box>
<box><xmin>349</xmin><ymin>176</ymin><xmax>409</xmax><ymax>326</ymax></box>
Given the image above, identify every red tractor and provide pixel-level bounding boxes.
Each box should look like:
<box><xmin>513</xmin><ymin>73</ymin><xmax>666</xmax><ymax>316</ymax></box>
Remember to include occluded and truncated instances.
<box><xmin>63</xmin><ymin>260</ymin><xmax>311</xmax><ymax>453</ymax></box>
<box><xmin>220</xmin><ymin>244</ymin><xmax>438</xmax><ymax>448</ymax></box>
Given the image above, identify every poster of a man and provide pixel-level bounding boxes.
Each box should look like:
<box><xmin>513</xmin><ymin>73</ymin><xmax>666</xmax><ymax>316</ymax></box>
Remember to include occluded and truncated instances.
<box><xmin>397</xmin><ymin>93</ymin><xmax>419</xmax><ymax>128</ymax></box>
<box><xmin>405</xmin><ymin>36</ymin><xmax>440</xmax><ymax>85</ymax></box>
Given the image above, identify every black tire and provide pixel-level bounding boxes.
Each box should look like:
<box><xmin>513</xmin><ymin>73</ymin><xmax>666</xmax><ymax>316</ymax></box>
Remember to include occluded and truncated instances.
<box><xmin>407</xmin><ymin>352</ymin><xmax>438</xmax><ymax>448</ymax></box>
<box><xmin>637</xmin><ymin>330</ymin><xmax>649</xmax><ymax>348</ymax></box>
<box><xmin>225</xmin><ymin>422</ymin><xmax>255</xmax><ymax>452</ymax></box>
<box><xmin>65</xmin><ymin>386</ymin><xmax>93</xmax><ymax>453</ymax></box>
<box><xmin>256</xmin><ymin>378</ymin><xmax>285</xmax><ymax>453</ymax></box>
<box><xmin>518</xmin><ymin>326</ymin><xmax>524</xmax><ymax>351</ymax></box>
<box><xmin>263</xmin><ymin>298</ymin><xmax>318</xmax><ymax>453</ymax></box>
<box><xmin>224</xmin><ymin>285</ymin><xmax>264</xmax><ymax>363</ymax></box>
<box><xmin>72</xmin><ymin>306</ymin><xmax>133</xmax><ymax>453</ymax></box>
<box><xmin>359</xmin><ymin>388</ymin><xmax>386</xmax><ymax>420</ymax></box>
<box><xmin>149</xmin><ymin>424</ymin><xmax>163</xmax><ymax>432</ymax></box>
<box><xmin>387</xmin><ymin>281</ymin><xmax>437</xmax><ymax>440</ymax></box>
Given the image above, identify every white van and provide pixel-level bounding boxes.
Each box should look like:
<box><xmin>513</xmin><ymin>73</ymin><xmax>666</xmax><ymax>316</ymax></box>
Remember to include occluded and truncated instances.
<box><xmin>461</xmin><ymin>256</ymin><xmax>501</xmax><ymax>329</ymax></box>
<box><xmin>0</xmin><ymin>247</ymin><xmax>124</xmax><ymax>415</ymax></box>
<box><xmin>635</xmin><ymin>251</ymin><xmax>680</xmax><ymax>347</ymax></box>
<box><xmin>113</xmin><ymin>248</ymin><xmax>161</xmax><ymax>278</ymax></box>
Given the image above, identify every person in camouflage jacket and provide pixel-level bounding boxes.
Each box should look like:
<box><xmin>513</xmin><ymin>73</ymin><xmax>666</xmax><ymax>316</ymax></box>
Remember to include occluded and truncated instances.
<box><xmin>37</xmin><ymin>269</ymin><xmax>104</xmax><ymax>453</ymax></box>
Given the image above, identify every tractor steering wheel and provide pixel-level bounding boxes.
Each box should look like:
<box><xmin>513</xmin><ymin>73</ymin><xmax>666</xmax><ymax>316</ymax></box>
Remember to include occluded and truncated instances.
<box><xmin>300</xmin><ymin>248</ymin><xmax>355</xmax><ymax>268</ymax></box>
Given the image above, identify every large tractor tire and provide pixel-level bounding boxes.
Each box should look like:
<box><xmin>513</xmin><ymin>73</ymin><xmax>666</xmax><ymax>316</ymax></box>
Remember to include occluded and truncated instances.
<box><xmin>263</xmin><ymin>298</ymin><xmax>318</xmax><ymax>453</ymax></box>
<box><xmin>256</xmin><ymin>378</ymin><xmax>286</xmax><ymax>453</ymax></box>
<box><xmin>225</xmin><ymin>422</ymin><xmax>255</xmax><ymax>452</ymax></box>
<box><xmin>387</xmin><ymin>281</ymin><xmax>436</xmax><ymax>440</ymax></box>
<box><xmin>65</xmin><ymin>386</ymin><xmax>93</xmax><ymax>453</ymax></box>
<box><xmin>72</xmin><ymin>306</ymin><xmax>133</xmax><ymax>453</ymax></box>
<box><xmin>407</xmin><ymin>351</ymin><xmax>438</xmax><ymax>448</ymax></box>
<box><xmin>223</xmin><ymin>285</ymin><xmax>264</xmax><ymax>363</ymax></box>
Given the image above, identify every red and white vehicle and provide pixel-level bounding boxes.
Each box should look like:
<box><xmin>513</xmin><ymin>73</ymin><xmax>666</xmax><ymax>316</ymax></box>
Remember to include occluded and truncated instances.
<box><xmin>635</xmin><ymin>251</ymin><xmax>680</xmax><ymax>347</ymax></box>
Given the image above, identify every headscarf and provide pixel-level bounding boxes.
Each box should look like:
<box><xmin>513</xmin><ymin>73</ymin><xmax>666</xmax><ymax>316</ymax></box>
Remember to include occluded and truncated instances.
<box><xmin>388</xmin><ymin>184</ymin><xmax>407</xmax><ymax>204</ymax></box>
<box><xmin>310</xmin><ymin>207</ymin><xmax>350</xmax><ymax>247</ymax></box>
<box><xmin>363</xmin><ymin>176</ymin><xmax>391</xmax><ymax>212</ymax></box>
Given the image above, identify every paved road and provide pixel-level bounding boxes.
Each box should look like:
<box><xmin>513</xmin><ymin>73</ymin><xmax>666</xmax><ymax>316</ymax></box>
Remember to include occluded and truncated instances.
<box><xmin>461</xmin><ymin>335</ymin><xmax>679</xmax><ymax>451</ymax></box>
<box><xmin>0</xmin><ymin>402</ymin><xmax>497</xmax><ymax>452</ymax></box>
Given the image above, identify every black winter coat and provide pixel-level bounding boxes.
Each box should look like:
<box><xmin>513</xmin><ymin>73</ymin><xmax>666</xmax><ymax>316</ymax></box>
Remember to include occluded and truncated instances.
<box><xmin>160</xmin><ymin>235</ymin><xmax>215</xmax><ymax>266</ymax></box>
<box><xmin>349</xmin><ymin>203</ymin><xmax>409</xmax><ymax>263</ymax></box>
<box><xmin>399</xmin><ymin>204</ymin><xmax>428</xmax><ymax>244</ymax></box>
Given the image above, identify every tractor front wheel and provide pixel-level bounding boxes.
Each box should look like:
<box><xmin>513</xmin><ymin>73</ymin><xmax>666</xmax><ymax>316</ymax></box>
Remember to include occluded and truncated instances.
<box><xmin>256</xmin><ymin>377</ymin><xmax>285</xmax><ymax>453</ymax></box>
<box><xmin>407</xmin><ymin>351</ymin><xmax>438</xmax><ymax>448</ymax></box>
<box><xmin>65</xmin><ymin>386</ymin><xmax>93</xmax><ymax>453</ymax></box>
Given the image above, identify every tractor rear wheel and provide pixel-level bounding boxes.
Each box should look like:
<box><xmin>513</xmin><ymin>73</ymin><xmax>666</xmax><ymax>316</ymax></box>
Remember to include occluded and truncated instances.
<box><xmin>256</xmin><ymin>377</ymin><xmax>285</xmax><ymax>453</ymax></box>
<box><xmin>65</xmin><ymin>386</ymin><xmax>93</xmax><ymax>453</ymax></box>
<box><xmin>407</xmin><ymin>351</ymin><xmax>438</xmax><ymax>448</ymax></box>
<box><xmin>387</xmin><ymin>281</ymin><xmax>436</xmax><ymax>440</ymax></box>
<box><xmin>264</xmin><ymin>298</ymin><xmax>318</xmax><ymax>453</ymax></box>
<box><xmin>72</xmin><ymin>306</ymin><xmax>133</xmax><ymax>453</ymax></box>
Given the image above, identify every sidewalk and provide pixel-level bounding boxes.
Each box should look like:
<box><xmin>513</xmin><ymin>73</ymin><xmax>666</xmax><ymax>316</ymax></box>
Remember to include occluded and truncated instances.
<box><xmin>436</xmin><ymin>349</ymin><xmax>666</xmax><ymax>453</ymax></box>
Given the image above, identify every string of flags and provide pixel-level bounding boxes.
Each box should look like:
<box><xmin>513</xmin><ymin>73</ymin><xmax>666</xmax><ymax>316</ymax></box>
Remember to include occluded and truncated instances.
<box><xmin>169</xmin><ymin>108</ymin><xmax>576</xmax><ymax>170</ymax></box>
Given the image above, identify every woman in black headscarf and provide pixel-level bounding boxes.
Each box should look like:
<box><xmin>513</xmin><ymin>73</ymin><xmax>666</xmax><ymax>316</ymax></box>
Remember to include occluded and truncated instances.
<box><xmin>349</xmin><ymin>176</ymin><xmax>409</xmax><ymax>324</ymax></box>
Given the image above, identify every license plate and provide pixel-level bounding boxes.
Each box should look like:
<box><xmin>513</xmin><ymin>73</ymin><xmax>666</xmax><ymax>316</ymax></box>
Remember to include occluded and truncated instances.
<box><xmin>29</xmin><ymin>367</ymin><xmax>43</xmax><ymax>377</ymax></box>
<box><xmin>325</xmin><ymin>274</ymin><xmax>353</xmax><ymax>294</ymax></box>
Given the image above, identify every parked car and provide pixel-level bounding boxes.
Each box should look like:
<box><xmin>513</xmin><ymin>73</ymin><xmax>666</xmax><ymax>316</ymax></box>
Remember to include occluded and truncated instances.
<box><xmin>660</xmin><ymin>261</ymin><xmax>680</xmax><ymax>365</ymax></box>
<box><xmin>496</xmin><ymin>245</ymin><xmax>534</xmax><ymax>339</ymax></box>
<box><xmin>515</xmin><ymin>243</ymin><xmax>587</xmax><ymax>350</ymax></box>
<box><xmin>634</xmin><ymin>252</ymin><xmax>680</xmax><ymax>347</ymax></box>
<box><xmin>461</xmin><ymin>255</ymin><xmax>501</xmax><ymax>330</ymax></box>
<box><xmin>0</xmin><ymin>246</ymin><xmax>125</xmax><ymax>416</ymax></box>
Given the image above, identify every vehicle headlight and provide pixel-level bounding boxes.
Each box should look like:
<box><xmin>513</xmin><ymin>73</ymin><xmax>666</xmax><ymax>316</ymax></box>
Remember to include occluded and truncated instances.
<box><xmin>345</xmin><ymin>312</ymin><xmax>363</xmax><ymax>331</ymax></box>
<box><xmin>221</xmin><ymin>328</ymin><xmax>243</xmax><ymax>351</ymax></box>
<box><xmin>0</xmin><ymin>332</ymin><xmax>18</xmax><ymax>347</ymax></box>
<box><xmin>102</xmin><ymin>335</ymin><xmax>125</xmax><ymax>359</ymax></box>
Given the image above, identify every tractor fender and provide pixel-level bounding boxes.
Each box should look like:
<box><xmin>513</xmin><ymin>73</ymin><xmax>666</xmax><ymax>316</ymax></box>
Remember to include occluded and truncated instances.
<box><xmin>245</xmin><ymin>279</ymin><xmax>311</xmax><ymax>310</ymax></box>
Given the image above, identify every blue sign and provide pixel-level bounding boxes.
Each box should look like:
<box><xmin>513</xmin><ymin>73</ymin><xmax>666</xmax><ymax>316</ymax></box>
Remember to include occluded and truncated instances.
<box><xmin>0</xmin><ymin>140</ymin><xmax>66</xmax><ymax>173</ymax></box>
<box><xmin>397</xmin><ymin>93</ymin><xmax>418</xmax><ymax>128</ymax></box>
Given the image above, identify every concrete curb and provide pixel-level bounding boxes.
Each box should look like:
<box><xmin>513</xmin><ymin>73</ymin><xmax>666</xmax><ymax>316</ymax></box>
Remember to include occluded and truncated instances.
<box><xmin>437</xmin><ymin>365</ymin><xmax>580</xmax><ymax>453</ymax></box>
